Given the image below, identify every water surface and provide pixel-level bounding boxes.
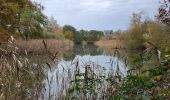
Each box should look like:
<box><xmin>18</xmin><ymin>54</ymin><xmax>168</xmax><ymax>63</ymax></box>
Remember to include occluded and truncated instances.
<box><xmin>40</xmin><ymin>44</ymin><xmax>128</xmax><ymax>99</ymax></box>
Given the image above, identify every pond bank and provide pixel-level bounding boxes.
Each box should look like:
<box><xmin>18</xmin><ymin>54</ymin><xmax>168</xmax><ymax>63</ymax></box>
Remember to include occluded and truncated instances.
<box><xmin>95</xmin><ymin>39</ymin><xmax>125</xmax><ymax>49</ymax></box>
<box><xmin>0</xmin><ymin>39</ymin><xmax>73</xmax><ymax>55</ymax></box>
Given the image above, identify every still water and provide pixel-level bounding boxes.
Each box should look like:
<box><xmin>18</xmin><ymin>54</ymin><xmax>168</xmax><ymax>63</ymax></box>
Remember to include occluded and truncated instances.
<box><xmin>40</xmin><ymin>44</ymin><xmax>128</xmax><ymax>99</ymax></box>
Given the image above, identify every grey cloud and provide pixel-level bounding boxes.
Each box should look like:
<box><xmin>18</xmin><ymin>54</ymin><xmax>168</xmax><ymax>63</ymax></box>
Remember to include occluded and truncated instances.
<box><xmin>33</xmin><ymin>0</ymin><xmax>160</xmax><ymax>30</ymax></box>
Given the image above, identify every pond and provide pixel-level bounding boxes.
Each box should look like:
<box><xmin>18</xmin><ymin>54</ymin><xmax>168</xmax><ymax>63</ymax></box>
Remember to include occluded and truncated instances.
<box><xmin>0</xmin><ymin>43</ymin><xmax>160</xmax><ymax>99</ymax></box>
<box><xmin>39</xmin><ymin>44</ymin><xmax>128</xmax><ymax>99</ymax></box>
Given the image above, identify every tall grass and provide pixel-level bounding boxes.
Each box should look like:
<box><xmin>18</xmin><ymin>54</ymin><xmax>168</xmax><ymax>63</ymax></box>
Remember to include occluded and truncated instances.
<box><xmin>0</xmin><ymin>37</ymin><xmax>45</xmax><ymax>100</ymax></box>
<box><xmin>0</xmin><ymin>37</ymin><xmax>169</xmax><ymax>100</ymax></box>
<box><xmin>14</xmin><ymin>39</ymin><xmax>73</xmax><ymax>55</ymax></box>
<box><xmin>41</xmin><ymin>49</ymin><xmax>128</xmax><ymax>100</ymax></box>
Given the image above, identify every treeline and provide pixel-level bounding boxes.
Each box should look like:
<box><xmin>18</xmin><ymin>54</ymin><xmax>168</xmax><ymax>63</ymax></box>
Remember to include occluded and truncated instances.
<box><xmin>115</xmin><ymin>13</ymin><xmax>170</xmax><ymax>52</ymax></box>
<box><xmin>62</xmin><ymin>25</ymin><xmax>104</xmax><ymax>43</ymax></box>
<box><xmin>73</xmin><ymin>30</ymin><xmax>104</xmax><ymax>43</ymax></box>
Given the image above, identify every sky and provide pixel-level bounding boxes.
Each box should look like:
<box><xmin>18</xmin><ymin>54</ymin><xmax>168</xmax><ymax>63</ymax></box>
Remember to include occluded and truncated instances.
<box><xmin>33</xmin><ymin>0</ymin><xmax>160</xmax><ymax>31</ymax></box>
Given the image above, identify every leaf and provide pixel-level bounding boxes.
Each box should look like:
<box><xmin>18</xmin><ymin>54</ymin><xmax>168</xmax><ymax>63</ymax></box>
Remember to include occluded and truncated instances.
<box><xmin>154</xmin><ymin>75</ymin><xmax>162</xmax><ymax>81</ymax></box>
<box><xmin>68</xmin><ymin>88</ymin><xmax>74</xmax><ymax>94</ymax></box>
<box><xmin>165</xmin><ymin>55</ymin><xmax>170</xmax><ymax>58</ymax></box>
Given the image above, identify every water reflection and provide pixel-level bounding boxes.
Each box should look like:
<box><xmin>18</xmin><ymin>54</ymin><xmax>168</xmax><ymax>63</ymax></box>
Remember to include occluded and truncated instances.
<box><xmin>39</xmin><ymin>44</ymin><xmax>162</xmax><ymax>99</ymax></box>
<box><xmin>63</xmin><ymin>44</ymin><xmax>103</xmax><ymax>61</ymax></box>
<box><xmin>40</xmin><ymin>45</ymin><xmax>128</xmax><ymax>99</ymax></box>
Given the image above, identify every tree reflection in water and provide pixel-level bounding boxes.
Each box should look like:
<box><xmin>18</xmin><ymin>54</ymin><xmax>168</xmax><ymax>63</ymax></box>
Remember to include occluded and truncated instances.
<box><xmin>63</xmin><ymin>44</ymin><xmax>103</xmax><ymax>61</ymax></box>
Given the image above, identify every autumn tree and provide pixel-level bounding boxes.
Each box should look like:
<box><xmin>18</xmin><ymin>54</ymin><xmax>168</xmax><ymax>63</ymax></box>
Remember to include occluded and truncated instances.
<box><xmin>46</xmin><ymin>16</ymin><xmax>61</xmax><ymax>34</ymax></box>
<box><xmin>126</xmin><ymin>13</ymin><xmax>145</xmax><ymax>49</ymax></box>
<box><xmin>146</xmin><ymin>22</ymin><xmax>169</xmax><ymax>50</ymax></box>
<box><xmin>0</xmin><ymin>0</ymin><xmax>47</xmax><ymax>40</ymax></box>
<box><xmin>87</xmin><ymin>30</ymin><xmax>104</xmax><ymax>41</ymax></box>
<box><xmin>62</xmin><ymin>25</ymin><xmax>76</xmax><ymax>40</ymax></box>
<box><xmin>125</xmin><ymin>12</ymin><xmax>170</xmax><ymax>51</ymax></box>
<box><xmin>0</xmin><ymin>0</ymin><xmax>26</xmax><ymax>40</ymax></box>
<box><xmin>43</xmin><ymin>16</ymin><xmax>64</xmax><ymax>39</ymax></box>
<box><xmin>19</xmin><ymin>3</ymin><xmax>47</xmax><ymax>39</ymax></box>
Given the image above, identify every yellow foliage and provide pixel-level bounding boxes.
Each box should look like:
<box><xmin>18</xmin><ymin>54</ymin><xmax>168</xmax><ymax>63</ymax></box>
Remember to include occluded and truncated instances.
<box><xmin>154</xmin><ymin>75</ymin><xmax>162</xmax><ymax>81</ymax></box>
<box><xmin>165</xmin><ymin>47</ymin><xmax>170</xmax><ymax>52</ymax></box>
<box><xmin>165</xmin><ymin>55</ymin><xmax>170</xmax><ymax>58</ymax></box>
<box><xmin>64</xmin><ymin>31</ymin><xmax>73</xmax><ymax>40</ymax></box>
<box><xmin>147</xmin><ymin>23</ymin><xmax>169</xmax><ymax>50</ymax></box>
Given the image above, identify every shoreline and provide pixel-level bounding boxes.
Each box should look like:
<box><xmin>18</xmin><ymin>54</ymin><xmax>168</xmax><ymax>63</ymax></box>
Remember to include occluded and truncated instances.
<box><xmin>95</xmin><ymin>39</ymin><xmax>125</xmax><ymax>49</ymax></box>
<box><xmin>0</xmin><ymin>39</ymin><xmax>73</xmax><ymax>55</ymax></box>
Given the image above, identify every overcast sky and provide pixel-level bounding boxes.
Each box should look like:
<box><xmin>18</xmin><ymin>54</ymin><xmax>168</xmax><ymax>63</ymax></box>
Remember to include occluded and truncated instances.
<box><xmin>33</xmin><ymin>0</ymin><xmax>160</xmax><ymax>31</ymax></box>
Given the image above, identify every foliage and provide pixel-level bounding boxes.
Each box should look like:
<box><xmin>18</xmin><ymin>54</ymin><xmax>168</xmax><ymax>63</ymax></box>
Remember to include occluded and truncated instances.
<box><xmin>62</xmin><ymin>25</ymin><xmax>76</xmax><ymax>40</ymax></box>
<box><xmin>0</xmin><ymin>0</ymin><xmax>22</xmax><ymax>34</ymax></box>
<box><xmin>73</xmin><ymin>29</ymin><xmax>104</xmax><ymax>43</ymax></box>
<box><xmin>120</xmin><ymin>50</ymin><xmax>170</xmax><ymax>99</ymax></box>
<box><xmin>19</xmin><ymin>4</ymin><xmax>47</xmax><ymax>39</ymax></box>
<box><xmin>73</xmin><ymin>30</ymin><xmax>87</xmax><ymax>43</ymax></box>
<box><xmin>46</xmin><ymin>16</ymin><xmax>61</xmax><ymax>34</ymax></box>
<box><xmin>124</xmin><ymin>12</ymin><xmax>170</xmax><ymax>52</ymax></box>
<box><xmin>43</xmin><ymin>16</ymin><xmax>64</xmax><ymax>39</ymax></box>
<box><xmin>87</xmin><ymin>30</ymin><xmax>104</xmax><ymax>41</ymax></box>
<box><xmin>147</xmin><ymin>22</ymin><xmax>169</xmax><ymax>50</ymax></box>
<box><xmin>125</xmin><ymin>13</ymin><xmax>145</xmax><ymax>49</ymax></box>
<box><xmin>42</xmin><ymin>32</ymin><xmax>64</xmax><ymax>39</ymax></box>
<box><xmin>158</xmin><ymin>0</ymin><xmax>170</xmax><ymax>25</ymax></box>
<box><xmin>64</xmin><ymin>47</ymin><xmax>170</xmax><ymax>99</ymax></box>
<box><xmin>0</xmin><ymin>0</ymin><xmax>47</xmax><ymax>40</ymax></box>
<box><xmin>67</xmin><ymin>61</ymin><xmax>107</xmax><ymax>99</ymax></box>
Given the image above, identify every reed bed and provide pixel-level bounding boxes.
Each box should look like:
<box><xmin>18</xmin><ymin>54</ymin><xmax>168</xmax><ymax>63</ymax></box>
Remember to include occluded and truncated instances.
<box><xmin>0</xmin><ymin>37</ymin><xmax>169</xmax><ymax>100</ymax></box>
<box><xmin>14</xmin><ymin>39</ymin><xmax>73</xmax><ymax>55</ymax></box>
<box><xmin>0</xmin><ymin>37</ymin><xmax>46</xmax><ymax>100</ymax></box>
<box><xmin>95</xmin><ymin>39</ymin><xmax>125</xmax><ymax>49</ymax></box>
